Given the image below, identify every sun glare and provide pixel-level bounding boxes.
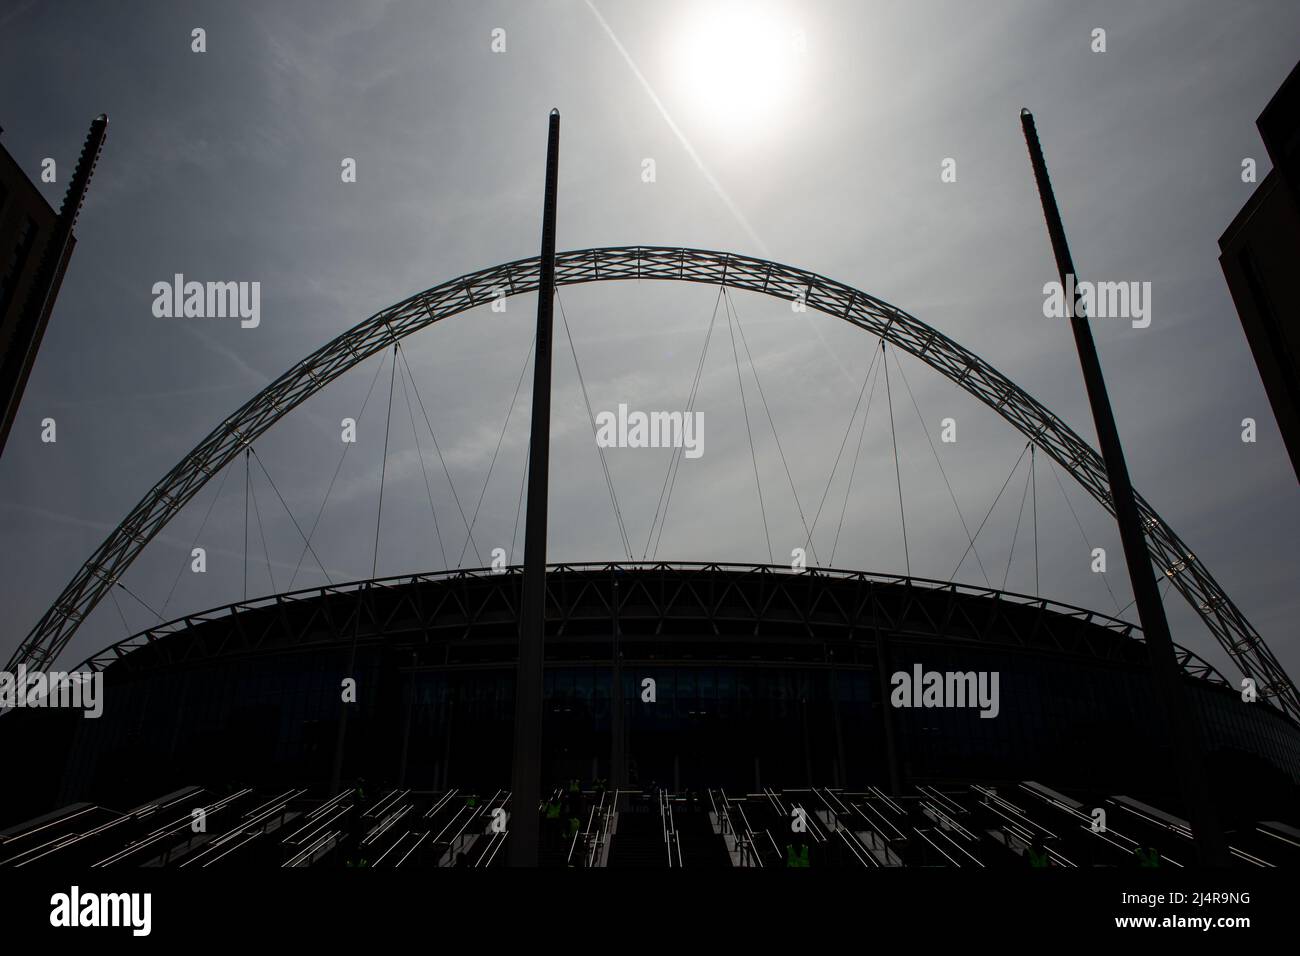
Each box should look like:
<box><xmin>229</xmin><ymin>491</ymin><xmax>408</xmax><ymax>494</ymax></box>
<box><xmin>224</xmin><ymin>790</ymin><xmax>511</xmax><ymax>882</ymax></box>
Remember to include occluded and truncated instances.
<box><xmin>669</xmin><ymin>3</ymin><xmax>802</xmax><ymax>136</ymax></box>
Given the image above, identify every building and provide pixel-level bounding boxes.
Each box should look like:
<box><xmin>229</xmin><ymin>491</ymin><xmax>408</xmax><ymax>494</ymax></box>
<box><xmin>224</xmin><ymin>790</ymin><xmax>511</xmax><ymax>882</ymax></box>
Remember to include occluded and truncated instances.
<box><xmin>2</xmin><ymin>562</ymin><xmax>1296</xmax><ymax>867</ymax></box>
<box><xmin>1219</xmin><ymin>60</ymin><xmax>1300</xmax><ymax>480</ymax></box>
<box><xmin>0</xmin><ymin>116</ymin><xmax>105</xmax><ymax>459</ymax></box>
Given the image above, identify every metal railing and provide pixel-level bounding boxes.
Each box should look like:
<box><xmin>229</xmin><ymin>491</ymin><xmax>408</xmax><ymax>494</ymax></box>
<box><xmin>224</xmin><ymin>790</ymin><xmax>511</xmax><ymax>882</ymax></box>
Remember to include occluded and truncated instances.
<box><xmin>659</xmin><ymin>789</ymin><xmax>683</xmax><ymax>867</ymax></box>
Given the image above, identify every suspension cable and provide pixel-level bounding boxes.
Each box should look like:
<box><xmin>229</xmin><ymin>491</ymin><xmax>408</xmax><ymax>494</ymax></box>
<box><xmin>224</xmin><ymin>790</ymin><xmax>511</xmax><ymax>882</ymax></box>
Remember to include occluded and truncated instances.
<box><xmin>645</xmin><ymin>287</ymin><xmax>722</xmax><ymax>559</ymax></box>
<box><xmin>950</xmin><ymin>441</ymin><xmax>1031</xmax><ymax>582</ymax></box>
<box><xmin>248</xmin><ymin>458</ymin><xmax>277</xmax><ymax>594</ymax></box>
<box><xmin>557</xmin><ymin>288</ymin><xmax>633</xmax><ymax>560</ymax></box>
<box><xmin>114</xmin><ymin>580</ymin><xmax>163</xmax><ymax>622</ymax></box>
<box><xmin>829</xmin><ymin>345</ymin><xmax>882</xmax><ymax>567</ymax></box>
<box><xmin>396</xmin><ymin>343</ymin><xmax>448</xmax><ymax>572</ymax></box>
<box><xmin>724</xmin><ymin>289</ymin><xmax>820</xmax><ymax>565</ymax></box>
<box><xmin>288</xmin><ymin>347</ymin><xmax>389</xmax><ymax>590</ymax></box>
<box><xmin>455</xmin><ymin>333</ymin><xmax>536</xmax><ymax>567</ymax></box>
<box><xmin>511</xmin><ymin>454</ymin><xmax>529</xmax><ymax>565</ymax></box>
<box><xmin>371</xmin><ymin>344</ymin><xmax>399</xmax><ymax>579</ymax></box>
<box><xmin>249</xmin><ymin>447</ymin><xmax>332</xmax><ymax>585</ymax></box>
<box><xmin>1049</xmin><ymin>459</ymin><xmax>1122</xmax><ymax>613</ymax></box>
<box><xmin>1031</xmin><ymin>444</ymin><xmax>1039</xmax><ymax>597</ymax></box>
<box><xmin>160</xmin><ymin>458</ymin><xmax>234</xmax><ymax>616</ymax></box>
<box><xmin>1002</xmin><ymin>450</ymin><xmax>1035</xmax><ymax>591</ymax></box>
<box><xmin>107</xmin><ymin>588</ymin><xmax>132</xmax><ymax>638</ymax></box>
<box><xmin>804</xmin><ymin>337</ymin><xmax>884</xmax><ymax>561</ymax></box>
<box><xmin>882</xmin><ymin>342</ymin><xmax>910</xmax><ymax>578</ymax></box>
<box><xmin>243</xmin><ymin>447</ymin><xmax>250</xmax><ymax>602</ymax></box>
<box><xmin>398</xmin><ymin>344</ymin><xmax>483</xmax><ymax>567</ymax></box>
<box><xmin>890</xmin><ymin>347</ymin><xmax>991</xmax><ymax>587</ymax></box>
<box><xmin>725</xmin><ymin>289</ymin><xmax>773</xmax><ymax>563</ymax></box>
<box><xmin>1116</xmin><ymin>575</ymin><xmax>1174</xmax><ymax>619</ymax></box>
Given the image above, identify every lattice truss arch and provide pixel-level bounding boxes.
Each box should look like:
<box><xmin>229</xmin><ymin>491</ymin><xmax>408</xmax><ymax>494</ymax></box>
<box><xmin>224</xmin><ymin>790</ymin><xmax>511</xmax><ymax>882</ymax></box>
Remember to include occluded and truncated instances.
<box><xmin>8</xmin><ymin>247</ymin><xmax>1297</xmax><ymax>721</ymax></box>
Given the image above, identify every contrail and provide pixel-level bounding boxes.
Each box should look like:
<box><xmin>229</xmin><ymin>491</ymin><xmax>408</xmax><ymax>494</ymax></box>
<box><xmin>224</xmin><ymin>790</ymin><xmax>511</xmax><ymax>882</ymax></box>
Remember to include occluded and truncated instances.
<box><xmin>582</xmin><ymin>0</ymin><xmax>858</xmax><ymax>389</ymax></box>
<box><xmin>582</xmin><ymin>0</ymin><xmax>769</xmax><ymax>258</ymax></box>
<box><xmin>178</xmin><ymin>320</ymin><xmax>267</xmax><ymax>385</ymax></box>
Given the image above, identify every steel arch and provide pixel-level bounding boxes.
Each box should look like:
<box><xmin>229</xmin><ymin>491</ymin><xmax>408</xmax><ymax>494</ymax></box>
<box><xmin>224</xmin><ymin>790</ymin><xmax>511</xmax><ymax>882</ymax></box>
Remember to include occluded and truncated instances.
<box><xmin>9</xmin><ymin>246</ymin><xmax>1297</xmax><ymax>720</ymax></box>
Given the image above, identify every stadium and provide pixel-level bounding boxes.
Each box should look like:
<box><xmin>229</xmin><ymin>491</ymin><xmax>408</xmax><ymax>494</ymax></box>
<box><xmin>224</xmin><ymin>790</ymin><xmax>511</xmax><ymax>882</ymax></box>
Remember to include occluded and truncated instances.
<box><xmin>3</xmin><ymin>559</ymin><xmax>1299</xmax><ymax>869</ymax></box>
<box><xmin>2</xmin><ymin>133</ymin><xmax>1299</xmax><ymax>869</ymax></box>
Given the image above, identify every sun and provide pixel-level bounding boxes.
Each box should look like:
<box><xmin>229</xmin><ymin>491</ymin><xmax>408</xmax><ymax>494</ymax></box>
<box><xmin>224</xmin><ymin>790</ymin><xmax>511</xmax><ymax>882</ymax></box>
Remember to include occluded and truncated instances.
<box><xmin>668</xmin><ymin>2</ymin><xmax>803</xmax><ymax>136</ymax></box>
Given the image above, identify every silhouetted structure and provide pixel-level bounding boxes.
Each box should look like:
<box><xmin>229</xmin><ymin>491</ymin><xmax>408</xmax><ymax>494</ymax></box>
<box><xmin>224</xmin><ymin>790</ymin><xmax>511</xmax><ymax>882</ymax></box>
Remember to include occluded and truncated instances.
<box><xmin>1024</xmin><ymin>107</ymin><xmax>1228</xmax><ymax>863</ymax></box>
<box><xmin>2</xmin><ymin>564</ymin><xmax>1297</xmax><ymax>836</ymax></box>
<box><xmin>0</xmin><ymin>116</ymin><xmax>106</xmax><ymax>460</ymax></box>
<box><xmin>1219</xmin><ymin>60</ymin><xmax>1300</xmax><ymax>480</ymax></box>
<box><xmin>511</xmin><ymin>108</ymin><xmax>561</xmax><ymax>867</ymax></box>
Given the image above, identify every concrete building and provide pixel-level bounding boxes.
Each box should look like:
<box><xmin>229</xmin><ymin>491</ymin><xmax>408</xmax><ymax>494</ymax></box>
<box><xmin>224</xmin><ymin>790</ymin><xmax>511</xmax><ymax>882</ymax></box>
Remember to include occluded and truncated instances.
<box><xmin>1219</xmin><ymin>60</ymin><xmax>1300</xmax><ymax>480</ymax></box>
<box><xmin>0</xmin><ymin>116</ymin><xmax>105</xmax><ymax>459</ymax></box>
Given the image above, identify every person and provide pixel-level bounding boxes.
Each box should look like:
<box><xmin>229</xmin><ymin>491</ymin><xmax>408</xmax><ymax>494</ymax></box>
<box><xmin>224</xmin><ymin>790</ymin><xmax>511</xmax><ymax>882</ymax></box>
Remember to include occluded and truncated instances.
<box><xmin>544</xmin><ymin>793</ymin><xmax>563</xmax><ymax>848</ymax></box>
<box><xmin>1026</xmin><ymin>835</ymin><xmax>1051</xmax><ymax>868</ymax></box>
<box><xmin>1134</xmin><ymin>846</ymin><xmax>1161</xmax><ymax>868</ymax></box>
<box><xmin>344</xmin><ymin>781</ymin><xmax>366</xmax><ymax>866</ymax></box>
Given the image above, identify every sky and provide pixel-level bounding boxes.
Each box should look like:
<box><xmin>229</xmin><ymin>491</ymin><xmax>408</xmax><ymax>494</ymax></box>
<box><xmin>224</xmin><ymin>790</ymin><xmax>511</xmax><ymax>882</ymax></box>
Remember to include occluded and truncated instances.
<box><xmin>0</xmin><ymin>0</ymin><xmax>1297</xmax><ymax>688</ymax></box>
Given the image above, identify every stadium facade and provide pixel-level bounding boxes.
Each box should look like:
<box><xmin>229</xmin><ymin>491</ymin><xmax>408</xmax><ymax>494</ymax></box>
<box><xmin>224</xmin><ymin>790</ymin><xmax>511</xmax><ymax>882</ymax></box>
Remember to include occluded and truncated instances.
<box><xmin>5</xmin><ymin>562</ymin><xmax>1298</xmax><ymax>834</ymax></box>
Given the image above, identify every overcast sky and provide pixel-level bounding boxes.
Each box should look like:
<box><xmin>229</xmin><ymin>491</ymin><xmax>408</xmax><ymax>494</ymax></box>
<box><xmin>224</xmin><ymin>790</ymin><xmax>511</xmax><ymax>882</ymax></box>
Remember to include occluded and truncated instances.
<box><xmin>0</xmin><ymin>0</ymin><xmax>1296</xmax><ymax>686</ymax></box>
